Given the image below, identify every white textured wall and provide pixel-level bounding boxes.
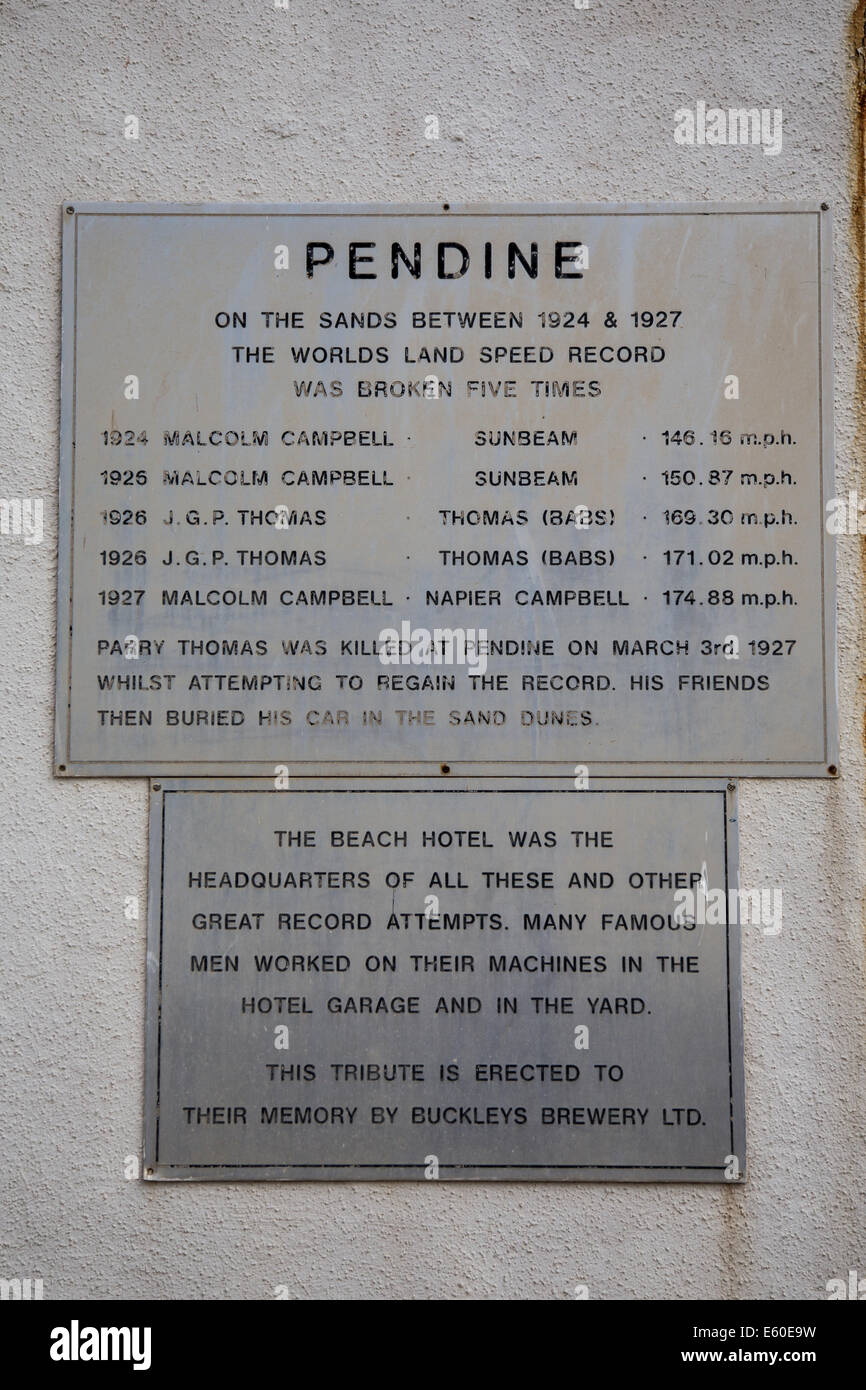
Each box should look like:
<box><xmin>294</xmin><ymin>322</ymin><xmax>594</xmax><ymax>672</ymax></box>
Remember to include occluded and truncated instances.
<box><xmin>1</xmin><ymin>0</ymin><xmax>863</xmax><ymax>1299</ymax></box>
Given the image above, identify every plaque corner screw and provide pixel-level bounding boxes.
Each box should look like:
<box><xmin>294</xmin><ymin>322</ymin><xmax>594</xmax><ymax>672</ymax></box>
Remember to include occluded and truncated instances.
<box><xmin>827</xmin><ymin>764</ymin><xmax>838</xmax><ymax>776</ymax></box>
<box><xmin>65</xmin><ymin>205</ymin><xmax>75</xmax><ymax>215</ymax></box>
<box><xmin>726</xmin><ymin>781</ymin><xmax>735</xmax><ymax>793</ymax></box>
<box><xmin>820</xmin><ymin>201</ymin><xmax>829</xmax><ymax>211</ymax></box>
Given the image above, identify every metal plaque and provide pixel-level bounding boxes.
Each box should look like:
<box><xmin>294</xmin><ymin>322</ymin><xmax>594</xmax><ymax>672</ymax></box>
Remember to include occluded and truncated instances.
<box><xmin>57</xmin><ymin>203</ymin><xmax>836</xmax><ymax>777</ymax></box>
<box><xmin>144</xmin><ymin>778</ymin><xmax>744</xmax><ymax>1181</ymax></box>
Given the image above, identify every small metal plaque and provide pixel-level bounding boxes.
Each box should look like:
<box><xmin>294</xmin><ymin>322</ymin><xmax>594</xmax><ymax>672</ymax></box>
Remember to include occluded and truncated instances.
<box><xmin>57</xmin><ymin>203</ymin><xmax>835</xmax><ymax>777</ymax></box>
<box><xmin>144</xmin><ymin>779</ymin><xmax>744</xmax><ymax>1181</ymax></box>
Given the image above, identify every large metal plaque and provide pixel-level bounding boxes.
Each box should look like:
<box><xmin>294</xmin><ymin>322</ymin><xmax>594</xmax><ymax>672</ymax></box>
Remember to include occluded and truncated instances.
<box><xmin>57</xmin><ymin>203</ymin><xmax>835</xmax><ymax>777</ymax></box>
<box><xmin>144</xmin><ymin>779</ymin><xmax>744</xmax><ymax>1181</ymax></box>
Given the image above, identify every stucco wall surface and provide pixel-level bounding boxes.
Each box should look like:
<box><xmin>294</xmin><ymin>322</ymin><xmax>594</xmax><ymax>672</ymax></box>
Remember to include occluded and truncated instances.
<box><xmin>0</xmin><ymin>0</ymin><xmax>863</xmax><ymax>1299</ymax></box>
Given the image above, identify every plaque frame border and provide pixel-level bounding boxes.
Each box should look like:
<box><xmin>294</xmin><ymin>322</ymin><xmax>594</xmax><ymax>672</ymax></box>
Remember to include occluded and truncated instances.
<box><xmin>142</xmin><ymin>775</ymin><xmax>745</xmax><ymax>1183</ymax></box>
<box><xmin>55</xmin><ymin>201</ymin><xmax>837</xmax><ymax>778</ymax></box>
